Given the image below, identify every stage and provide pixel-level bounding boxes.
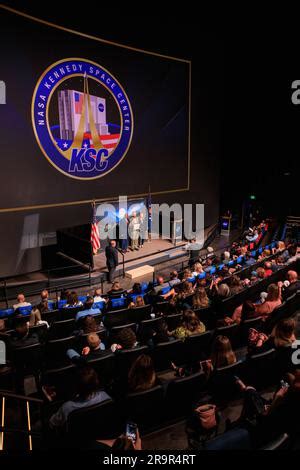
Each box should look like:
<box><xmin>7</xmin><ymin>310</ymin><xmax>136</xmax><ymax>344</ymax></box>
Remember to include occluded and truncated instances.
<box><xmin>93</xmin><ymin>237</ymin><xmax>187</xmax><ymax>276</ymax></box>
<box><xmin>0</xmin><ymin>225</ymin><xmax>242</xmax><ymax>305</ymax></box>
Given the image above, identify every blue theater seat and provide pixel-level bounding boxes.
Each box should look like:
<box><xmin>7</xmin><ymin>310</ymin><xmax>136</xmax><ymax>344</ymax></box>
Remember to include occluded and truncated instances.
<box><xmin>0</xmin><ymin>308</ymin><xmax>14</xmax><ymax>318</ymax></box>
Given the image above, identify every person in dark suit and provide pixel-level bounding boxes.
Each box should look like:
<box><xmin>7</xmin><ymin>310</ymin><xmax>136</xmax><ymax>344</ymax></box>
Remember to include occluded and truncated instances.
<box><xmin>105</xmin><ymin>240</ymin><xmax>119</xmax><ymax>283</ymax></box>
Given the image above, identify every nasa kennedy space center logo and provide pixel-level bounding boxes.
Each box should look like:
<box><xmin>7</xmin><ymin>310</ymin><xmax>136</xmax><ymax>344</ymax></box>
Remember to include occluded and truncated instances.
<box><xmin>31</xmin><ymin>58</ymin><xmax>133</xmax><ymax>180</ymax></box>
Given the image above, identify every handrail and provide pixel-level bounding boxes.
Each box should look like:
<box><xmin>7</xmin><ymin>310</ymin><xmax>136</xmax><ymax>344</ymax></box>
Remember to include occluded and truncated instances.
<box><xmin>0</xmin><ymin>390</ymin><xmax>43</xmax><ymax>403</ymax></box>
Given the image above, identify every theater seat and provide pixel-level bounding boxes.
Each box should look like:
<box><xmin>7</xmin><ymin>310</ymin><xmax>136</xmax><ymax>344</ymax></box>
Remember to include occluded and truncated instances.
<box><xmin>209</xmin><ymin>361</ymin><xmax>244</xmax><ymax>402</ymax></box>
<box><xmin>183</xmin><ymin>330</ymin><xmax>213</xmax><ymax>363</ymax></box>
<box><xmin>150</xmin><ymin>339</ymin><xmax>184</xmax><ymax>371</ymax></box>
<box><xmin>165</xmin><ymin>371</ymin><xmax>207</xmax><ymax>420</ymax></box>
<box><xmin>48</xmin><ymin>318</ymin><xmax>76</xmax><ymax>340</ymax></box>
<box><xmin>245</xmin><ymin>349</ymin><xmax>278</xmax><ymax>389</ymax></box>
<box><xmin>215</xmin><ymin>323</ymin><xmax>240</xmax><ymax>349</ymax></box>
<box><xmin>45</xmin><ymin>336</ymin><xmax>75</xmax><ymax>368</ymax></box>
<box><xmin>125</xmin><ymin>385</ymin><xmax>165</xmax><ymax>433</ymax></box>
<box><xmin>165</xmin><ymin>313</ymin><xmax>182</xmax><ymax>331</ymax></box>
<box><xmin>66</xmin><ymin>399</ymin><xmax>124</xmax><ymax>444</ymax></box>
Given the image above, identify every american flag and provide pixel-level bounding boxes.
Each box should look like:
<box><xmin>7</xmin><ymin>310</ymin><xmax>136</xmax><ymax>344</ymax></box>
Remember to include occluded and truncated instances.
<box><xmin>74</xmin><ymin>92</ymin><xmax>83</xmax><ymax>114</ymax></box>
<box><xmin>91</xmin><ymin>203</ymin><xmax>100</xmax><ymax>255</ymax></box>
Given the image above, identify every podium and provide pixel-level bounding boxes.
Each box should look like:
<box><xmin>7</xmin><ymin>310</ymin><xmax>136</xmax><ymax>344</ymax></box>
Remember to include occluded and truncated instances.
<box><xmin>170</xmin><ymin>219</ymin><xmax>183</xmax><ymax>246</ymax></box>
<box><xmin>220</xmin><ymin>216</ymin><xmax>231</xmax><ymax>236</ymax></box>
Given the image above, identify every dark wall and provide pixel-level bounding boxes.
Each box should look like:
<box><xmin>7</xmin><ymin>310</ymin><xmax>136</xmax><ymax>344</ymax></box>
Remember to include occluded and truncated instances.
<box><xmin>0</xmin><ymin>7</ymin><xmax>223</xmax><ymax>277</ymax></box>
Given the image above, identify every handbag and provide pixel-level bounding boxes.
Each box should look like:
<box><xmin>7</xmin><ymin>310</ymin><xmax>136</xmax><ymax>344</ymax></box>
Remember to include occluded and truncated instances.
<box><xmin>195</xmin><ymin>404</ymin><xmax>217</xmax><ymax>430</ymax></box>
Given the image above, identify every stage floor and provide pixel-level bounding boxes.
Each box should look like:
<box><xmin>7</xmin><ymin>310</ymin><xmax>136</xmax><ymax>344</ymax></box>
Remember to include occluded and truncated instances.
<box><xmin>93</xmin><ymin>237</ymin><xmax>186</xmax><ymax>272</ymax></box>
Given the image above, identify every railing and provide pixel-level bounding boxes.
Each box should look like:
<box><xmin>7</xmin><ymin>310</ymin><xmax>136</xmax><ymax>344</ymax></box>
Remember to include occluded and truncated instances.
<box><xmin>0</xmin><ymin>262</ymin><xmax>94</xmax><ymax>306</ymax></box>
<box><xmin>0</xmin><ymin>390</ymin><xmax>43</xmax><ymax>451</ymax></box>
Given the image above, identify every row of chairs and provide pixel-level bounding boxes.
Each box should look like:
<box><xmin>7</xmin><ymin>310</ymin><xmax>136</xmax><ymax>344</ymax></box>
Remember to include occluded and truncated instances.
<box><xmin>3</xmin><ymin>288</ymin><xmax>300</xmax><ymax>388</ymax></box>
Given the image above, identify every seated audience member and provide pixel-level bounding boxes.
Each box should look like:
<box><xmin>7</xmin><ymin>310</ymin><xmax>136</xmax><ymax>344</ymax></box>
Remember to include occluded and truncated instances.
<box><xmin>128</xmin><ymin>354</ymin><xmax>157</xmax><ymax>393</ymax></box>
<box><xmin>250</xmin><ymin>271</ymin><xmax>259</xmax><ymax>285</ymax></box>
<box><xmin>80</xmin><ymin>315</ymin><xmax>101</xmax><ymax>334</ymax></box>
<box><xmin>67</xmin><ymin>333</ymin><xmax>105</xmax><ymax>364</ymax></box>
<box><xmin>107</xmin><ymin>281</ymin><xmax>126</xmax><ymax>298</ymax></box>
<box><xmin>263</xmin><ymin>262</ymin><xmax>273</xmax><ymax>277</ymax></box>
<box><xmin>138</xmin><ymin>320</ymin><xmax>170</xmax><ymax>348</ymax></box>
<box><xmin>29</xmin><ymin>305</ymin><xmax>49</xmax><ymax>328</ymax></box>
<box><xmin>228</xmin><ymin>275</ymin><xmax>243</xmax><ymax>295</ymax></box>
<box><xmin>231</xmin><ymin>300</ymin><xmax>257</xmax><ymax>324</ymax></box>
<box><xmin>236</xmin><ymin>371</ymin><xmax>300</xmax><ymax>439</ymax></box>
<box><xmin>38</xmin><ymin>299</ymin><xmax>52</xmax><ymax>315</ymax></box>
<box><xmin>151</xmin><ymin>276</ymin><xmax>175</xmax><ymax>300</ymax></box>
<box><xmin>128</xmin><ymin>296</ymin><xmax>145</xmax><ymax>309</ymax></box>
<box><xmin>195</xmin><ymin>276</ymin><xmax>208</xmax><ymax>289</ymax></box>
<box><xmin>60</xmin><ymin>289</ymin><xmax>70</xmax><ymax>301</ymax></box>
<box><xmin>286</xmin><ymin>244</ymin><xmax>300</xmax><ymax>264</ymax></box>
<box><xmin>128</xmin><ymin>283</ymin><xmax>142</xmax><ymax>295</ymax></box>
<box><xmin>182</xmin><ymin>268</ymin><xmax>193</xmax><ymax>281</ymax></box>
<box><xmin>206</xmin><ymin>246</ymin><xmax>215</xmax><ymax>260</ymax></box>
<box><xmin>222</xmin><ymin>251</ymin><xmax>231</xmax><ymax>265</ymax></box>
<box><xmin>49</xmin><ymin>366</ymin><xmax>111</xmax><ymax>430</ymax></box>
<box><xmin>93</xmin><ymin>289</ymin><xmax>107</xmax><ymax>304</ymax></box>
<box><xmin>169</xmin><ymin>309</ymin><xmax>205</xmax><ymax>341</ymax></box>
<box><xmin>258</xmin><ymin>249</ymin><xmax>271</xmax><ymax>261</ymax></box>
<box><xmin>75</xmin><ymin>297</ymin><xmax>101</xmax><ymax>322</ymax></box>
<box><xmin>210</xmin><ymin>335</ymin><xmax>237</xmax><ymax>369</ymax></box>
<box><xmin>169</xmin><ymin>271</ymin><xmax>181</xmax><ymax>287</ymax></box>
<box><xmin>270</xmin><ymin>318</ymin><xmax>296</xmax><ymax>349</ymax></box>
<box><xmin>272</xmin><ymin>255</ymin><xmax>285</xmax><ymax>270</ymax></box>
<box><xmin>175</xmin><ymin>281</ymin><xmax>195</xmax><ymax>309</ymax></box>
<box><xmin>41</xmin><ymin>289</ymin><xmax>51</xmax><ymax>302</ymax></box>
<box><xmin>204</xmin><ymin>258</ymin><xmax>214</xmax><ymax>273</ymax></box>
<box><xmin>193</xmin><ymin>288</ymin><xmax>210</xmax><ymax>309</ymax></box>
<box><xmin>254</xmin><ymin>283</ymin><xmax>281</xmax><ymax>318</ymax></box>
<box><xmin>256</xmin><ymin>267</ymin><xmax>266</xmax><ymax>280</ymax></box>
<box><xmin>10</xmin><ymin>316</ymin><xmax>39</xmax><ymax>348</ymax></box>
<box><xmin>279</xmin><ymin>270</ymin><xmax>300</xmax><ymax>300</ymax></box>
<box><xmin>210</xmin><ymin>281</ymin><xmax>231</xmax><ymax>303</ymax></box>
<box><xmin>65</xmin><ymin>291</ymin><xmax>83</xmax><ymax>309</ymax></box>
<box><xmin>244</xmin><ymin>252</ymin><xmax>256</xmax><ymax>267</ymax></box>
<box><xmin>13</xmin><ymin>294</ymin><xmax>31</xmax><ymax>311</ymax></box>
<box><xmin>111</xmin><ymin>327</ymin><xmax>138</xmax><ymax>352</ymax></box>
<box><xmin>192</xmin><ymin>262</ymin><xmax>204</xmax><ymax>277</ymax></box>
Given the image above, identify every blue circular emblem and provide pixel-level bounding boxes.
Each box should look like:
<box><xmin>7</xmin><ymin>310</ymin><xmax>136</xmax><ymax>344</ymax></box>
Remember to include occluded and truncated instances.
<box><xmin>32</xmin><ymin>58</ymin><xmax>134</xmax><ymax>180</ymax></box>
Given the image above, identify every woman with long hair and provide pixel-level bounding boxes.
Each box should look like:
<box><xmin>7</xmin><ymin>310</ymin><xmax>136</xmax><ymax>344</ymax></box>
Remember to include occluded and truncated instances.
<box><xmin>169</xmin><ymin>309</ymin><xmax>205</xmax><ymax>341</ymax></box>
<box><xmin>128</xmin><ymin>354</ymin><xmax>157</xmax><ymax>392</ymax></box>
<box><xmin>193</xmin><ymin>288</ymin><xmax>209</xmax><ymax>309</ymax></box>
<box><xmin>210</xmin><ymin>335</ymin><xmax>236</xmax><ymax>369</ymax></box>
<box><xmin>271</xmin><ymin>318</ymin><xmax>296</xmax><ymax>348</ymax></box>
<box><xmin>254</xmin><ymin>283</ymin><xmax>281</xmax><ymax>317</ymax></box>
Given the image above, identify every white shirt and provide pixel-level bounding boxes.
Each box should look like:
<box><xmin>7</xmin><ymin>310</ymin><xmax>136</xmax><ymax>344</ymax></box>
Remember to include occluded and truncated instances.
<box><xmin>13</xmin><ymin>301</ymin><xmax>31</xmax><ymax>311</ymax></box>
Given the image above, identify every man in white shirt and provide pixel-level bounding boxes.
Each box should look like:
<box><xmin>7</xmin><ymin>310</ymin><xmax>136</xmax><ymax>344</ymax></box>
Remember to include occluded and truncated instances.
<box><xmin>13</xmin><ymin>293</ymin><xmax>31</xmax><ymax>311</ymax></box>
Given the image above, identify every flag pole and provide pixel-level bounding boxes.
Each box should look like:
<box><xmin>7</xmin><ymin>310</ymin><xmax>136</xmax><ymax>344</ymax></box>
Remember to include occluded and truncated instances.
<box><xmin>148</xmin><ymin>184</ymin><xmax>152</xmax><ymax>242</ymax></box>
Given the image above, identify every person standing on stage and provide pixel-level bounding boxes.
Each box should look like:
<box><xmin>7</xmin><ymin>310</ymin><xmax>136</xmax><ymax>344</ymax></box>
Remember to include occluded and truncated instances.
<box><xmin>129</xmin><ymin>211</ymin><xmax>140</xmax><ymax>251</ymax></box>
<box><xmin>105</xmin><ymin>240</ymin><xmax>119</xmax><ymax>283</ymax></box>
<box><xmin>139</xmin><ymin>212</ymin><xmax>147</xmax><ymax>248</ymax></box>
<box><xmin>119</xmin><ymin>211</ymin><xmax>129</xmax><ymax>254</ymax></box>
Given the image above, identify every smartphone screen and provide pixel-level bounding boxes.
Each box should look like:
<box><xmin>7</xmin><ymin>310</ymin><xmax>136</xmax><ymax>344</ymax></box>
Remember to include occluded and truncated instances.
<box><xmin>126</xmin><ymin>422</ymin><xmax>137</xmax><ymax>443</ymax></box>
